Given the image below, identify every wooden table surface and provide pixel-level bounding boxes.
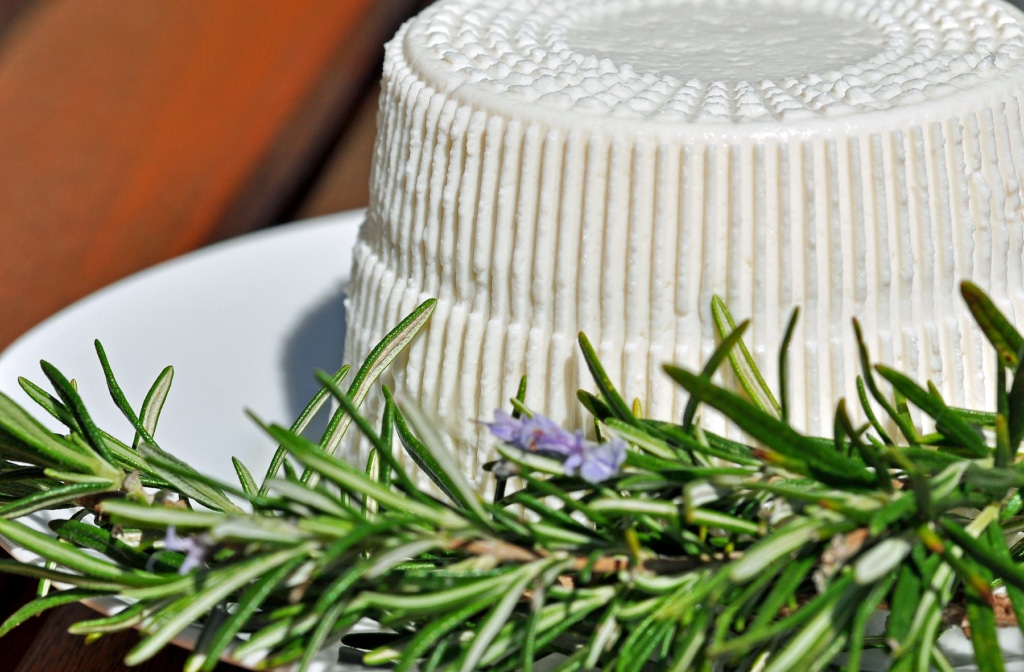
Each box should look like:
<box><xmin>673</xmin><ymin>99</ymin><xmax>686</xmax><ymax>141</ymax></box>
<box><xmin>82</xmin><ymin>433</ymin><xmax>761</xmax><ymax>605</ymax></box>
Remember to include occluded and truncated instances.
<box><xmin>0</xmin><ymin>1</ymin><xmax>424</xmax><ymax>670</ymax></box>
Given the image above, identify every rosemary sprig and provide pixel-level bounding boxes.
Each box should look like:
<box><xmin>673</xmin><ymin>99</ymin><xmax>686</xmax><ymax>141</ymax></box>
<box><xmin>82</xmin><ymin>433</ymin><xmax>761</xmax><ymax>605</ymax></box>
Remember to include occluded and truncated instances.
<box><xmin>0</xmin><ymin>285</ymin><xmax>1022</xmax><ymax>671</ymax></box>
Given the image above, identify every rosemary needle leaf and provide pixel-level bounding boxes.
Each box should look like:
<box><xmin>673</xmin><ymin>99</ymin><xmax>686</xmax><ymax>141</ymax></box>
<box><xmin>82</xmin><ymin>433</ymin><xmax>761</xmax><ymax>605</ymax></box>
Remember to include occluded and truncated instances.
<box><xmin>97</xmin><ymin>500</ymin><xmax>224</xmax><ymax>529</ymax></box>
<box><xmin>494</xmin><ymin>443</ymin><xmax>564</xmax><ymax>477</ymax></box>
<box><xmin>603</xmin><ymin>417</ymin><xmax>677</xmax><ymax>460</ymax></box>
<box><xmin>0</xmin><ymin>559</ymin><xmax>128</xmax><ymax>590</ymax></box>
<box><xmin>375</xmin><ymin>388</ymin><xmax>440</xmax><ymax>508</ymax></box>
<box><xmin>361</xmin><ymin>570</ymin><xmax>515</xmax><ymax>614</ymax></box>
<box><xmin>295</xmin><ymin>300</ymin><xmax>436</xmax><ymax>490</ymax></box>
<box><xmin>393</xmin><ymin>595</ymin><xmax>498</xmax><ymax>672</ymax></box>
<box><xmin>1009</xmin><ymin>357</ymin><xmax>1024</xmax><ymax>452</ymax></box>
<box><xmin>0</xmin><ymin>480</ymin><xmax>114</xmax><ymax>519</ymax></box>
<box><xmin>577</xmin><ymin>332</ymin><xmax>638</xmax><ymax>427</ymax></box>
<box><xmin>94</xmin><ymin>340</ymin><xmax>160</xmax><ymax>449</ymax></box>
<box><xmin>853</xmin><ymin>535</ymin><xmax>914</xmax><ymax>585</ymax></box>
<box><xmin>895</xmin><ymin>554</ymin><xmax>951</xmax><ymax>660</ymax></box>
<box><xmin>647</xmin><ymin>420</ymin><xmax>760</xmax><ymax>465</ymax></box>
<box><xmin>0</xmin><ymin>588</ymin><xmax>104</xmax><ymax>638</ymax></box>
<box><xmin>853</xmin><ymin>319</ymin><xmax>918</xmax><ymax>444</ymax></box>
<box><xmin>97</xmin><ymin>431</ymin><xmax>153</xmax><ymax>474</ymax></box>
<box><xmin>231</xmin><ymin>609</ymin><xmax>320</xmax><ymax>660</ymax></box>
<box><xmin>479</xmin><ymin>586</ymin><xmax>616</xmax><ymax>668</ymax></box>
<box><xmin>41</xmin><ymin>469</ymin><xmax>118</xmax><ymax>486</ymax></box>
<box><xmin>664</xmin><ymin>366</ymin><xmax>875</xmax><ymax>488</ymax></box>
<box><xmin>258</xmin><ymin>364</ymin><xmax>348</xmax><ymax>496</ymax></box>
<box><xmin>66</xmin><ymin>600</ymin><xmax>153</xmax><ymax>635</ymax></box>
<box><xmin>298</xmin><ymin>600</ymin><xmax>348</xmax><ymax>672</ymax></box>
<box><xmin>137</xmin><ymin>443</ymin><xmax>241</xmax><ymax>513</ymax></box>
<box><xmin>875</xmin><ymin>366</ymin><xmax>987</xmax><ymax>457</ymax></box>
<box><xmin>17</xmin><ymin>376</ymin><xmax>77</xmax><ymax>429</ymax></box>
<box><xmin>49</xmin><ymin>518</ymin><xmax>162</xmax><ymax>571</ymax></box>
<box><xmin>618</xmin><ymin>613</ymin><xmax>675</xmax><ymax>672</ymax></box>
<box><xmin>399</xmin><ymin>400</ymin><xmax>490</xmax><ymax>526</ymax></box>
<box><xmin>9</xmin><ymin>288</ymin><xmax>1024</xmax><ymax>669</ymax></box>
<box><xmin>193</xmin><ymin>554</ymin><xmax>308</xmax><ymax>672</ymax></box>
<box><xmin>729</xmin><ymin>518</ymin><xmax>829</xmax><ymax>584</ymax></box>
<box><xmin>939</xmin><ymin>518</ymin><xmax>1024</xmax><ymax>593</ymax></box>
<box><xmin>136</xmin><ymin>364</ymin><xmax>174</xmax><ymax>450</ymax></box>
<box><xmin>711</xmin><ymin>296</ymin><xmax>781</xmax><ymax>418</ymax></box>
<box><xmin>577</xmin><ymin>389</ymin><xmax>613</xmax><ymax>423</ymax></box>
<box><xmin>231</xmin><ymin>456</ymin><xmax>257</xmax><ymax>496</ymax></box>
<box><xmin>38</xmin><ymin>360</ymin><xmax>114</xmax><ymax>462</ymax></box>
<box><xmin>666</xmin><ymin>606</ymin><xmax>710</xmax><ymax>672</ymax></box>
<box><xmin>962</xmin><ymin>557</ymin><xmax>1004</xmax><ymax>672</ymax></box>
<box><xmin>961</xmin><ymin>280</ymin><xmax>1023</xmax><ymax>369</ymax></box>
<box><xmin>0</xmin><ymin>392</ymin><xmax>105</xmax><ymax>474</ymax></box>
<box><xmin>679</xmin><ymin>319</ymin><xmax>751</xmax><ymax>430</ymax></box>
<box><xmin>271</xmin><ymin>423</ymin><xmax>459</xmax><ymax>528</ymax></box>
<box><xmin>843</xmin><ymin>571</ymin><xmax>896</xmax><ymax>672</ymax></box>
<box><xmin>394</xmin><ymin>401</ymin><xmax>467</xmax><ymax>506</ymax></box>
<box><xmin>777</xmin><ymin>306</ymin><xmax>800</xmax><ymax>425</ymax></box>
<box><xmin>885</xmin><ymin>548</ymin><xmax>927</xmax><ymax>650</ymax></box>
<box><xmin>0</xmin><ymin>519</ymin><xmax>162</xmax><ymax>586</ymax></box>
<box><xmin>457</xmin><ymin>560</ymin><xmax>562</xmax><ymax>672</ymax></box>
<box><xmin>318</xmin><ymin>298</ymin><xmax>436</xmax><ymax>461</ymax></box>
<box><xmin>264</xmin><ymin>478</ymin><xmax>351</xmax><ymax>519</ymax></box>
<box><xmin>125</xmin><ymin>545</ymin><xmax>312</xmax><ymax>665</ymax></box>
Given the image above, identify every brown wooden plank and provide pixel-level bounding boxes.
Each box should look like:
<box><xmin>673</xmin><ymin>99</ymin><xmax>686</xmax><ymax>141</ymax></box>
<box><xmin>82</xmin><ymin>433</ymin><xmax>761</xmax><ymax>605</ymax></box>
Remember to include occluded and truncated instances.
<box><xmin>0</xmin><ymin>0</ymin><xmax>34</xmax><ymax>37</ymax></box>
<box><xmin>225</xmin><ymin>0</ymin><xmax>425</xmax><ymax>231</ymax></box>
<box><xmin>294</xmin><ymin>0</ymin><xmax>436</xmax><ymax>219</ymax></box>
<box><xmin>0</xmin><ymin>0</ymin><xmax>410</xmax><ymax>350</ymax></box>
<box><xmin>296</xmin><ymin>82</ymin><xmax>380</xmax><ymax>218</ymax></box>
<box><xmin>0</xmin><ymin>557</ymin><xmax>241</xmax><ymax>672</ymax></box>
<box><xmin>0</xmin><ymin>551</ymin><xmax>47</xmax><ymax>671</ymax></box>
<box><xmin>10</xmin><ymin>597</ymin><xmax>242</xmax><ymax>672</ymax></box>
<box><xmin>0</xmin><ymin>1</ymin><xmax>425</xmax><ymax>668</ymax></box>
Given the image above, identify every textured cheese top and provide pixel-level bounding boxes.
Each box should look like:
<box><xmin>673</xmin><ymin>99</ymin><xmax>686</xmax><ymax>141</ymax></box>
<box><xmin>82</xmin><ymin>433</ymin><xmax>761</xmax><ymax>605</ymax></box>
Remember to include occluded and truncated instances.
<box><xmin>345</xmin><ymin>0</ymin><xmax>1024</xmax><ymax>487</ymax></box>
<box><xmin>404</xmin><ymin>0</ymin><xmax>1024</xmax><ymax>129</ymax></box>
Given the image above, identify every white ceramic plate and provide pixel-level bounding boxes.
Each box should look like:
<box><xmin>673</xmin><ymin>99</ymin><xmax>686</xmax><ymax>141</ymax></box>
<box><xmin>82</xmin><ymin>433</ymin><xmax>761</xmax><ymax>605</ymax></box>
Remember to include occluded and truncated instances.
<box><xmin>0</xmin><ymin>210</ymin><xmax>372</xmax><ymax>671</ymax></box>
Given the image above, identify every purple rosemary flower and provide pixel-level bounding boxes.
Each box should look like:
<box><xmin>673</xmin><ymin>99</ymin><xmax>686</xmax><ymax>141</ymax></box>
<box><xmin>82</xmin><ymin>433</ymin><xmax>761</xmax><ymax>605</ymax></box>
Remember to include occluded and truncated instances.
<box><xmin>163</xmin><ymin>526</ymin><xmax>211</xmax><ymax>574</ymax></box>
<box><xmin>484</xmin><ymin>409</ymin><xmax>571</xmax><ymax>453</ymax></box>
<box><xmin>482</xmin><ymin>410</ymin><xmax>626</xmax><ymax>483</ymax></box>
<box><xmin>564</xmin><ymin>435</ymin><xmax>627</xmax><ymax>483</ymax></box>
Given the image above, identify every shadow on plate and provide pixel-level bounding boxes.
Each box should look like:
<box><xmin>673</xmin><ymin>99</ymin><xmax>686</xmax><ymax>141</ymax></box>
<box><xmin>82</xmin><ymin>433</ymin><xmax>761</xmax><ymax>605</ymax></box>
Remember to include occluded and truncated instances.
<box><xmin>280</xmin><ymin>283</ymin><xmax>348</xmax><ymax>440</ymax></box>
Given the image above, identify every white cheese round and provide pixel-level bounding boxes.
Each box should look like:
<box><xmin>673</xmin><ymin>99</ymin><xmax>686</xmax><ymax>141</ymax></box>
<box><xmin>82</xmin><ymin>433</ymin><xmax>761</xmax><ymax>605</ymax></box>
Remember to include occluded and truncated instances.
<box><xmin>345</xmin><ymin>0</ymin><xmax>1024</xmax><ymax>482</ymax></box>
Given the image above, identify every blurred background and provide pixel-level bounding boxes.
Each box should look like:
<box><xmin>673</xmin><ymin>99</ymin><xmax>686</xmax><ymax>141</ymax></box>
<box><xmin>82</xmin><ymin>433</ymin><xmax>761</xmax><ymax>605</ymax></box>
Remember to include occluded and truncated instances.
<box><xmin>0</xmin><ymin>0</ymin><xmax>428</xmax><ymax>353</ymax></box>
<box><xmin>0</xmin><ymin>2</ymin><xmax>426</xmax><ymax>670</ymax></box>
<box><xmin>4</xmin><ymin>0</ymin><xmax>1024</xmax><ymax>352</ymax></box>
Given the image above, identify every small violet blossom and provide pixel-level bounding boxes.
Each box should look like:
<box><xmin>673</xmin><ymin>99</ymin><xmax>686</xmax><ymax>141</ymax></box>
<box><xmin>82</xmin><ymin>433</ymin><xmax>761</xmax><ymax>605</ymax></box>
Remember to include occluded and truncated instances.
<box><xmin>483</xmin><ymin>409</ymin><xmax>626</xmax><ymax>483</ymax></box>
<box><xmin>163</xmin><ymin>526</ymin><xmax>212</xmax><ymax>574</ymax></box>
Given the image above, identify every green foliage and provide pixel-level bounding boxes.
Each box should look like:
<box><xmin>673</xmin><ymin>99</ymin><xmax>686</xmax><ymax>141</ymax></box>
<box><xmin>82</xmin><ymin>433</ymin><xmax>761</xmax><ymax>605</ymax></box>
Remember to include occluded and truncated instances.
<box><xmin>0</xmin><ymin>283</ymin><xmax>1023</xmax><ymax>670</ymax></box>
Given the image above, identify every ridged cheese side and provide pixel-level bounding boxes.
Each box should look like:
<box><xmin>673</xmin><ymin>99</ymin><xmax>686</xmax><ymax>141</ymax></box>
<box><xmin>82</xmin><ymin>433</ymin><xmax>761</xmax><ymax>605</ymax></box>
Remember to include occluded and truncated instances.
<box><xmin>345</xmin><ymin>0</ymin><xmax>1024</xmax><ymax>486</ymax></box>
